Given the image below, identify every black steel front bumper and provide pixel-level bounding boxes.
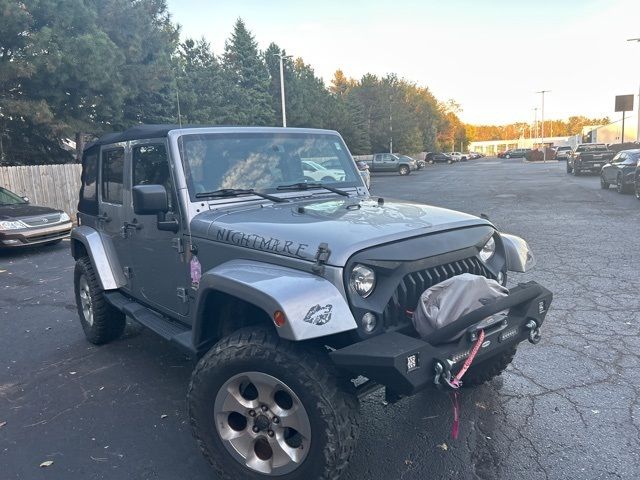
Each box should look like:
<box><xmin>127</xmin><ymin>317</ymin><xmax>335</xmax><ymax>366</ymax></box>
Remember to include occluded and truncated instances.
<box><xmin>330</xmin><ymin>281</ymin><xmax>552</xmax><ymax>396</ymax></box>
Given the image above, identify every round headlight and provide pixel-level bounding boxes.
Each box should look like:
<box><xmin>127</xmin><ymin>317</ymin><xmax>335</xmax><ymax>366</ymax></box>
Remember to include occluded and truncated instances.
<box><xmin>479</xmin><ymin>236</ymin><xmax>496</xmax><ymax>262</ymax></box>
<box><xmin>350</xmin><ymin>264</ymin><xmax>376</xmax><ymax>298</ymax></box>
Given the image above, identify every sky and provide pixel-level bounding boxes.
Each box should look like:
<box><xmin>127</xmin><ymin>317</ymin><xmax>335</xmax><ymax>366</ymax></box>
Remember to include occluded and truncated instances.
<box><xmin>166</xmin><ymin>0</ymin><xmax>640</xmax><ymax>125</ymax></box>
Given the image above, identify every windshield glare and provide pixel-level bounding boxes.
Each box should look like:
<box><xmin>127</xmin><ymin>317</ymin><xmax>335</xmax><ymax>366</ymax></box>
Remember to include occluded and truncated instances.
<box><xmin>0</xmin><ymin>187</ymin><xmax>27</xmax><ymax>205</ymax></box>
<box><xmin>179</xmin><ymin>133</ymin><xmax>360</xmax><ymax>198</ymax></box>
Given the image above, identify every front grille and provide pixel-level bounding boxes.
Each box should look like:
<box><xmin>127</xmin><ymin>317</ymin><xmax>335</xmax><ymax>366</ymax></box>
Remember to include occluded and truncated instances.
<box><xmin>22</xmin><ymin>213</ymin><xmax>61</xmax><ymax>227</ymax></box>
<box><xmin>383</xmin><ymin>257</ymin><xmax>495</xmax><ymax>328</ymax></box>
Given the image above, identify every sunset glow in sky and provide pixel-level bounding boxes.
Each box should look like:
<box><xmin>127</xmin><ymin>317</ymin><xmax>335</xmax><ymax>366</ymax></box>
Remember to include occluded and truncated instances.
<box><xmin>167</xmin><ymin>0</ymin><xmax>640</xmax><ymax>125</ymax></box>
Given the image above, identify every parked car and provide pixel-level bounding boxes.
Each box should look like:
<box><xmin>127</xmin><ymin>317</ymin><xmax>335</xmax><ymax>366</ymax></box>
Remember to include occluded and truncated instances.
<box><xmin>0</xmin><ymin>186</ymin><xmax>72</xmax><ymax>248</ymax></box>
<box><xmin>567</xmin><ymin>143</ymin><xmax>615</xmax><ymax>175</ymax></box>
<box><xmin>70</xmin><ymin>125</ymin><xmax>552</xmax><ymax>480</ymax></box>
<box><xmin>365</xmin><ymin>153</ymin><xmax>417</xmax><ymax>175</ymax></box>
<box><xmin>426</xmin><ymin>152</ymin><xmax>453</xmax><ymax>163</ymax></box>
<box><xmin>503</xmin><ymin>149</ymin><xmax>530</xmax><ymax>159</ymax></box>
<box><xmin>600</xmin><ymin>149</ymin><xmax>640</xmax><ymax>193</ymax></box>
<box><xmin>555</xmin><ymin>146</ymin><xmax>572</xmax><ymax>160</ymax></box>
<box><xmin>302</xmin><ymin>160</ymin><xmax>345</xmax><ymax>182</ymax></box>
<box><xmin>449</xmin><ymin>151</ymin><xmax>463</xmax><ymax>162</ymax></box>
<box><xmin>397</xmin><ymin>154</ymin><xmax>424</xmax><ymax>170</ymax></box>
<box><xmin>355</xmin><ymin>160</ymin><xmax>371</xmax><ymax>188</ymax></box>
<box><xmin>467</xmin><ymin>152</ymin><xmax>482</xmax><ymax>160</ymax></box>
<box><xmin>497</xmin><ymin>151</ymin><xmax>508</xmax><ymax>158</ymax></box>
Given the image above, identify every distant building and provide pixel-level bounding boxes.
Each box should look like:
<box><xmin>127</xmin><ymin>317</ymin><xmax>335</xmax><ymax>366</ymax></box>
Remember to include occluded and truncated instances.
<box><xmin>468</xmin><ymin>136</ymin><xmax>580</xmax><ymax>155</ymax></box>
<box><xmin>583</xmin><ymin>113</ymin><xmax>638</xmax><ymax>144</ymax></box>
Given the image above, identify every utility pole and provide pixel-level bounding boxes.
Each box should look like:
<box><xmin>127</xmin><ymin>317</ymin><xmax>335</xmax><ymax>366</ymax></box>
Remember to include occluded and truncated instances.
<box><xmin>389</xmin><ymin>93</ymin><xmax>393</xmax><ymax>154</ymax></box>
<box><xmin>273</xmin><ymin>53</ymin><xmax>292</xmax><ymax>127</ymax></box>
<box><xmin>536</xmin><ymin>90</ymin><xmax>550</xmax><ymax>162</ymax></box>
<box><xmin>533</xmin><ymin>107</ymin><xmax>538</xmax><ymax>144</ymax></box>
<box><xmin>628</xmin><ymin>38</ymin><xmax>640</xmax><ymax>141</ymax></box>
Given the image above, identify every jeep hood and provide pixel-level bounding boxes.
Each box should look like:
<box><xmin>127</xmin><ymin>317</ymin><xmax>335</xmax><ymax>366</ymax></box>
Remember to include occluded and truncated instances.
<box><xmin>190</xmin><ymin>197</ymin><xmax>492</xmax><ymax>266</ymax></box>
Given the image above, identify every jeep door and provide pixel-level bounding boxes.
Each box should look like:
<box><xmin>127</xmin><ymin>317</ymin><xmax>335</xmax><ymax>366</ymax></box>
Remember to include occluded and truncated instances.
<box><xmin>98</xmin><ymin>143</ymin><xmax>132</xmax><ymax>294</ymax></box>
<box><xmin>124</xmin><ymin>140</ymin><xmax>190</xmax><ymax>317</ymax></box>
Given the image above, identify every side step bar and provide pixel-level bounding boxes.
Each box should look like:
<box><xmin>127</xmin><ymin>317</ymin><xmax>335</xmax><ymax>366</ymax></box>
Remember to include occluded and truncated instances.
<box><xmin>103</xmin><ymin>291</ymin><xmax>196</xmax><ymax>354</ymax></box>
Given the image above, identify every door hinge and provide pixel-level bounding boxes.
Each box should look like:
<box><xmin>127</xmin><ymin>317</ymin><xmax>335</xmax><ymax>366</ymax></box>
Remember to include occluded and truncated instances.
<box><xmin>176</xmin><ymin>287</ymin><xmax>189</xmax><ymax>303</ymax></box>
<box><xmin>123</xmin><ymin>266</ymin><xmax>133</xmax><ymax>279</ymax></box>
<box><xmin>172</xmin><ymin>237</ymin><xmax>184</xmax><ymax>253</ymax></box>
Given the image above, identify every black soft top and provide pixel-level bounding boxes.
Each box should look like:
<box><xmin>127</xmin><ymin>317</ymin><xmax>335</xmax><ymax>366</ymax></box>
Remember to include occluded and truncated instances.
<box><xmin>86</xmin><ymin>124</ymin><xmax>183</xmax><ymax>149</ymax></box>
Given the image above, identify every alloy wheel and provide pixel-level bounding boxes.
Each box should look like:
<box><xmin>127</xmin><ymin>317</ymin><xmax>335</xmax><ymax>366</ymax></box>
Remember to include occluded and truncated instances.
<box><xmin>78</xmin><ymin>275</ymin><xmax>93</xmax><ymax>326</ymax></box>
<box><xmin>214</xmin><ymin>371</ymin><xmax>312</xmax><ymax>476</ymax></box>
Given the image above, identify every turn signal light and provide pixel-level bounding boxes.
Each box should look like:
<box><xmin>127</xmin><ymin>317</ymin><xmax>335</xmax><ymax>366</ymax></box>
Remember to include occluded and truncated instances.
<box><xmin>273</xmin><ymin>310</ymin><xmax>286</xmax><ymax>327</ymax></box>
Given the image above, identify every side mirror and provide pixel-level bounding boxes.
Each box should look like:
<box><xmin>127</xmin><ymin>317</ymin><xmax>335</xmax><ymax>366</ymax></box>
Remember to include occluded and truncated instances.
<box><xmin>132</xmin><ymin>185</ymin><xmax>169</xmax><ymax>215</ymax></box>
<box><xmin>22</xmin><ymin>196</ymin><xmax>29</xmax><ymax>203</ymax></box>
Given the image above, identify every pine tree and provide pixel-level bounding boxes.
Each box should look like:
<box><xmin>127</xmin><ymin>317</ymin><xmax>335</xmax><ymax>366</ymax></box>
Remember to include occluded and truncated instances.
<box><xmin>223</xmin><ymin>19</ymin><xmax>275</xmax><ymax>126</ymax></box>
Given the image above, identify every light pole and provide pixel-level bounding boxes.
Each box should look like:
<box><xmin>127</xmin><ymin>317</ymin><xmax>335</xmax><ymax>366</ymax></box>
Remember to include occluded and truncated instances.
<box><xmin>533</xmin><ymin>107</ymin><xmax>538</xmax><ymax>143</ymax></box>
<box><xmin>273</xmin><ymin>53</ymin><xmax>292</xmax><ymax>127</ymax></box>
<box><xmin>628</xmin><ymin>38</ymin><xmax>640</xmax><ymax>141</ymax></box>
<box><xmin>536</xmin><ymin>90</ymin><xmax>550</xmax><ymax>162</ymax></box>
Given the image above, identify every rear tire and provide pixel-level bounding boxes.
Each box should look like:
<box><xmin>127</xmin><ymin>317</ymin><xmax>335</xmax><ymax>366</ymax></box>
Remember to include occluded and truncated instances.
<box><xmin>566</xmin><ymin>164</ymin><xmax>573</xmax><ymax>174</ymax></box>
<box><xmin>74</xmin><ymin>257</ymin><xmax>125</xmax><ymax>345</ymax></box>
<box><xmin>462</xmin><ymin>346</ymin><xmax>517</xmax><ymax>387</ymax></box>
<box><xmin>600</xmin><ymin>175</ymin><xmax>609</xmax><ymax>189</ymax></box>
<box><xmin>399</xmin><ymin>165</ymin><xmax>410</xmax><ymax>175</ymax></box>
<box><xmin>635</xmin><ymin>180</ymin><xmax>640</xmax><ymax>200</ymax></box>
<box><xmin>573</xmin><ymin>168</ymin><xmax>580</xmax><ymax>176</ymax></box>
<box><xmin>188</xmin><ymin>328</ymin><xmax>359</xmax><ymax>480</ymax></box>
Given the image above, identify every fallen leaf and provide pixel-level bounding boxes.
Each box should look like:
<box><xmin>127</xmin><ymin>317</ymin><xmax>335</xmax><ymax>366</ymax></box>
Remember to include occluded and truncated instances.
<box><xmin>160</xmin><ymin>414</ymin><xmax>168</xmax><ymax>419</ymax></box>
<box><xmin>69</xmin><ymin>371</ymin><xmax>77</xmax><ymax>375</ymax></box>
<box><xmin>475</xmin><ymin>402</ymin><xmax>487</xmax><ymax>410</ymax></box>
<box><xmin>40</xmin><ymin>460</ymin><xmax>54</xmax><ymax>468</ymax></box>
<box><xmin>437</xmin><ymin>443</ymin><xmax>448</xmax><ymax>451</ymax></box>
<box><xmin>0</xmin><ymin>421</ymin><xmax>6</xmax><ymax>428</ymax></box>
<box><xmin>591</xmin><ymin>410</ymin><xmax>600</xmax><ymax>414</ymax></box>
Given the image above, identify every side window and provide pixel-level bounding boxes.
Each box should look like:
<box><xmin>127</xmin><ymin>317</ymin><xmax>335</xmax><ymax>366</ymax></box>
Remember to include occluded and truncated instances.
<box><xmin>81</xmin><ymin>147</ymin><xmax>99</xmax><ymax>201</ymax></box>
<box><xmin>78</xmin><ymin>145</ymin><xmax>100</xmax><ymax>215</ymax></box>
<box><xmin>132</xmin><ymin>144</ymin><xmax>175</xmax><ymax>209</ymax></box>
<box><xmin>101</xmin><ymin>148</ymin><xmax>125</xmax><ymax>204</ymax></box>
<box><xmin>133</xmin><ymin>144</ymin><xmax>169</xmax><ymax>186</ymax></box>
<box><xmin>373</xmin><ymin>154</ymin><xmax>382</xmax><ymax>163</ymax></box>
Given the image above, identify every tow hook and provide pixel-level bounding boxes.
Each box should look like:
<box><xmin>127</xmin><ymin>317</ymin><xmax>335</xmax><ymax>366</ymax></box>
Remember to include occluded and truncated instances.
<box><xmin>526</xmin><ymin>320</ymin><xmax>542</xmax><ymax>344</ymax></box>
<box><xmin>433</xmin><ymin>359</ymin><xmax>455</xmax><ymax>387</ymax></box>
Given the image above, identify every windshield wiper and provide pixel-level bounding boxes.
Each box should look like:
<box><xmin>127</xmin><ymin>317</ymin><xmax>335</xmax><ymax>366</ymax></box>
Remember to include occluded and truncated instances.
<box><xmin>195</xmin><ymin>188</ymin><xmax>288</xmax><ymax>203</ymax></box>
<box><xmin>276</xmin><ymin>182</ymin><xmax>350</xmax><ymax>197</ymax></box>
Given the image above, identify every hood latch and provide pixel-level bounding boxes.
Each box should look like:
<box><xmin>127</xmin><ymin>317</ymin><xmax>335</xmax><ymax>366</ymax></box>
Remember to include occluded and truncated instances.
<box><xmin>312</xmin><ymin>242</ymin><xmax>331</xmax><ymax>275</ymax></box>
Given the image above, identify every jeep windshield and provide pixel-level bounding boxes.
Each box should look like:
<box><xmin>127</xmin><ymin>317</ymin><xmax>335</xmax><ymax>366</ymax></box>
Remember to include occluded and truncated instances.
<box><xmin>178</xmin><ymin>132</ymin><xmax>361</xmax><ymax>201</ymax></box>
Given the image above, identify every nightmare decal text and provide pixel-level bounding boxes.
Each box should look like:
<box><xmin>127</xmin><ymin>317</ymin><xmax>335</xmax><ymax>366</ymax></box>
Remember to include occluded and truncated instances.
<box><xmin>214</xmin><ymin>227</ymin><xmax>309</xmax><ymax>258</ymax></box>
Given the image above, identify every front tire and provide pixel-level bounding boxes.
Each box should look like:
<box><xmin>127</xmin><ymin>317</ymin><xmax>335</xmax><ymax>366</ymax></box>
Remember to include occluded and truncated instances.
<box><xmin>566</xmin><ymin>163</ymin><xmax>573</xmax><ymax>174</ymax></box>
<box><xmin>600</xmin><ymin>175</ymin><xmax>609</xmax><ymax>189</ymax></box>
<box><xmin>635</xmin><ymin>179</ymin><xmax>640</xmax><ymax>200</ymax></box>
<box><xmin>188</xmin><ymin>328</ymin><xmax>359</xmax><ymax>480</ymax></box>
<box><xmin>462</xmin><ymin>346</ymin><xmax>517</xmax><ymax>387</ymax></box>
<box><xmin>399</xmin><ymin>165</ymin><xmax>410</xmax><ymax>175</ymax></box>
<box><xmin>616</xmin><ymin>174</ymin><xmax>628</xmax><ymax>194</ymax></box>
<box><xmin>74</xmin><ymin>257</ymin><xmax>125</xmax><ymax>345</ymax></box>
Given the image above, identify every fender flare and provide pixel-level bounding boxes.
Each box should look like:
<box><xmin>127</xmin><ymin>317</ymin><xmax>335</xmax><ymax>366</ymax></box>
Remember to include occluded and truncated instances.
<box><xmin>194</xmin><ymin>260</ymin><xmax>358</xmax><ymax>344</ymax></box>
<box><xmin>70</xmin><ymin>226</ymin><xmax>125</xmax><ymax>290</ymax></box>
<box><xmin>500</xmin><ymin>233</ymin><xmax>536</xmax><ymax>273</ymax></box>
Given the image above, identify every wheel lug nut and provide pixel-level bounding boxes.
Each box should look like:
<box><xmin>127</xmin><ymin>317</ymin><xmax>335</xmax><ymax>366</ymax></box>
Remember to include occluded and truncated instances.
<box><xmin>267</xmin><ymin>430</ymin><xmax>274</xmax><ymax>437</ymax></box>
<box><xmin>248</xmin><ymin>410</ymin><xmax>256</xmax><ymax>417</ymax></box>
<box><xmin>261</xmin><ymin>405</ymin><xmax>268</xmax><ymax>412</ymax></box>
<box><xmin>272</xmin><ymin>416</ymin><xmax>279</xmax><ymax>424</ymax></box>
<box><xmin>252</xmin><ymin>426</ymin><xmax>259</xmax><ymax>433</ymax></box>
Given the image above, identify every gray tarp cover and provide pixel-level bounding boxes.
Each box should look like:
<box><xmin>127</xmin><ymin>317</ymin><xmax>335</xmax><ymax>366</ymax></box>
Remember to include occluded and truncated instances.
<box><xmin>412</xmin><ymin>273</ymin><xmax>509</xmax><ymax>340</ymax></box>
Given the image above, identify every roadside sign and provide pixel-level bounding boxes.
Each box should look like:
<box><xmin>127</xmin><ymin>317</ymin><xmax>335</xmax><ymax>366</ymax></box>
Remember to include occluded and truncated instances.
<box><xmin>615</xmin><ymin>94</ymin><xmax>634</xmax><ymax>112</ymax></box>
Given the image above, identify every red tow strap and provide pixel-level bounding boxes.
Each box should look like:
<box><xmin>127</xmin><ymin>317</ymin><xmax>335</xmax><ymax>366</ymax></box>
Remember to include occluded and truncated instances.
<box><xmin>449</xmin><ymin>329</ymin><xmax>485</xmax><ymax>439</ymax></box>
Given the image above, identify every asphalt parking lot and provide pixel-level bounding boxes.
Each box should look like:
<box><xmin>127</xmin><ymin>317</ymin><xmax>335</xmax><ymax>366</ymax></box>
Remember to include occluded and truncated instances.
<box><xmin>2</xmin><ymin>157</ymin><xmax>640</xmax><ymax>480</ymax></box>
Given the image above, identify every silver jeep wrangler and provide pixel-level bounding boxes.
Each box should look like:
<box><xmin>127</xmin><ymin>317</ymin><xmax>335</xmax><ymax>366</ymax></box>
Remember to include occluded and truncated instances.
<box><xmin>71</xmin><ymin>125</ymin><xmax>552</xmax><ymax>480</ymax></box>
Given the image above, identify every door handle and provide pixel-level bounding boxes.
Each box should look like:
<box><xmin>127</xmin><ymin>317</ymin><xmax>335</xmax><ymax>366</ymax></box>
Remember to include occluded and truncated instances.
<box><xmin>98</xmin><ymin>212</ymin><xmax>111</xmax><ymax>223</ymax></box>
<box><xmin>121</xmin><ymin>219</ymin><xmax>142</xmax><ymax>238</ymax></box>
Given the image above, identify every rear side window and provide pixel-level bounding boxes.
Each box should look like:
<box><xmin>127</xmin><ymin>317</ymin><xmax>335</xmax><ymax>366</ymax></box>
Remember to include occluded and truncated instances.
<box><xmin>101</xmin><ymin>148</ymin><xmax>125</xmax><ymax>204</ymax></box>
<box><xmin>78</xmin><ymin>145</ymin><xmax>100</xmax><ymax>215</ymax></box>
